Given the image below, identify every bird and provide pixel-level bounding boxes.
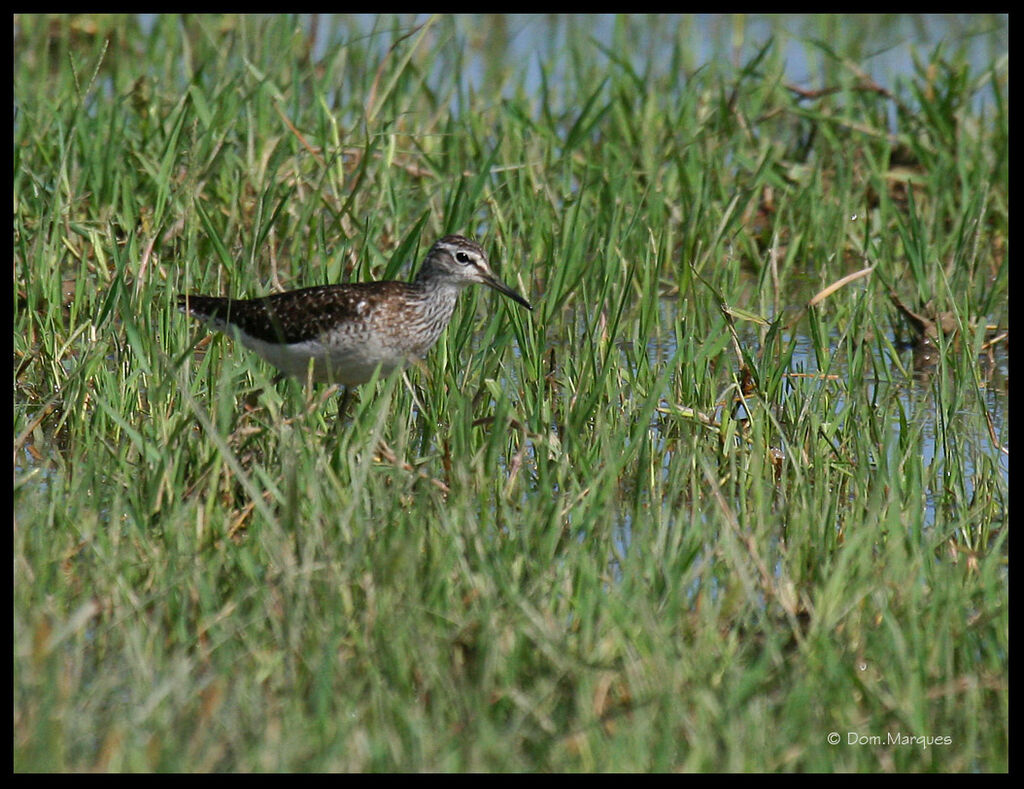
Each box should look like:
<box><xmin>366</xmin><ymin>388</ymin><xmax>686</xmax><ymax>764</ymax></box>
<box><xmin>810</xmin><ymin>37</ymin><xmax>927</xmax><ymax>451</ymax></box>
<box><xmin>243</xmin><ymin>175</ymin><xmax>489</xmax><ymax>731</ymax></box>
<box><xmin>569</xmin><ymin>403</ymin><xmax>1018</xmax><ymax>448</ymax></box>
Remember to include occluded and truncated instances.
<box><xmin>177</xmin><ymin>235</ymin><xmax>532</xmax><ymax>397</ymax></box>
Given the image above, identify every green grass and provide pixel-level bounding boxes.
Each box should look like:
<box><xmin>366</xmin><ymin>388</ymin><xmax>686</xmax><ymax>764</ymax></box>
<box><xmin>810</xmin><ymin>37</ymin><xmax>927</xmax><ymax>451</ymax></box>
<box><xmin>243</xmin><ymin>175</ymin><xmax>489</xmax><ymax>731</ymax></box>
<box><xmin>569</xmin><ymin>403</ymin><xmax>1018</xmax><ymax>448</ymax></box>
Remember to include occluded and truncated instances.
<box><xmin>14</xmin><ymin>14</ymin><xmax>1007</xmax><ymax>772</ymax></box>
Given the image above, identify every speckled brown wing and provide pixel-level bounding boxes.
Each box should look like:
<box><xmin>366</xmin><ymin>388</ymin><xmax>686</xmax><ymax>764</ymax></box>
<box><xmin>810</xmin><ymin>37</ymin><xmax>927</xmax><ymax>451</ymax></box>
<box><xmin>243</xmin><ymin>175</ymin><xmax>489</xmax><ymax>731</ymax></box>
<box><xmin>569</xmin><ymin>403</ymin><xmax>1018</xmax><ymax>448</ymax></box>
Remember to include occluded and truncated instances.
<box><xmin>177</xmin><ymin>282</ymin><xmax>407</xmax><ymax>344</ymax></box>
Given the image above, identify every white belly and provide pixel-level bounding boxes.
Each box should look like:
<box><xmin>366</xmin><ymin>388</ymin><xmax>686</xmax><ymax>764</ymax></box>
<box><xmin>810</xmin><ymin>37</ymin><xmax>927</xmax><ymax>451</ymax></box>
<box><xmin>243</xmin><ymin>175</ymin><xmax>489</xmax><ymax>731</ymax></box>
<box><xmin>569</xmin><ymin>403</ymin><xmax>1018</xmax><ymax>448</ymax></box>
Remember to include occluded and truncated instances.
<box><xmin>240</xmin><ymin>333</ymin><xmax>409</xmax><ymax>386</ymax></box>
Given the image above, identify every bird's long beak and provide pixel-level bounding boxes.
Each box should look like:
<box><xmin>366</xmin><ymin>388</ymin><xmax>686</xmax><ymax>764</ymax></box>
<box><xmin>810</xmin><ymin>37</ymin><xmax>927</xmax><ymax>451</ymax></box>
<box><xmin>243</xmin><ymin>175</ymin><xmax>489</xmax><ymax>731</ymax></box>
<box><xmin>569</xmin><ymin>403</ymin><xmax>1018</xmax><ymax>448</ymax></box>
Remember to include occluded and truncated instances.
<box><xmin>482</xmin><ymin>273</ymin><xmax>532</xmax><ymax>311</ymax></box>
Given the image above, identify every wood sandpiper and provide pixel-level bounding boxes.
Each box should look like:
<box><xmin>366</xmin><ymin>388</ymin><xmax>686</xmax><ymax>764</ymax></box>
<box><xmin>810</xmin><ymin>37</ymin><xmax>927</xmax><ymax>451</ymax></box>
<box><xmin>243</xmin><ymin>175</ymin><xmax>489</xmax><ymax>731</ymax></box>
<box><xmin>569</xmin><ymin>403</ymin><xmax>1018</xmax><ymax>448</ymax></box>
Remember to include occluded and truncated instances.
<box><xmin>177</xmin><ymin>235</ymin><xmax>532</xmax><ymax>396</ymax></box>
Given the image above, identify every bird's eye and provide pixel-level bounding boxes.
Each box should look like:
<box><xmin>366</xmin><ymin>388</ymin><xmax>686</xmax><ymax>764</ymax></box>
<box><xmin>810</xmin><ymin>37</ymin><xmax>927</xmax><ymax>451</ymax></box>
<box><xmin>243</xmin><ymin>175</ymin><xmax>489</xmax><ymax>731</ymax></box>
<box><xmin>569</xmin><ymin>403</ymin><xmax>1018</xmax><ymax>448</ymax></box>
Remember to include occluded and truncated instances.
<box><xmin>455</xmin><ymin>252</ymin><xmax>471</xmax><ymax>264</ymax></box>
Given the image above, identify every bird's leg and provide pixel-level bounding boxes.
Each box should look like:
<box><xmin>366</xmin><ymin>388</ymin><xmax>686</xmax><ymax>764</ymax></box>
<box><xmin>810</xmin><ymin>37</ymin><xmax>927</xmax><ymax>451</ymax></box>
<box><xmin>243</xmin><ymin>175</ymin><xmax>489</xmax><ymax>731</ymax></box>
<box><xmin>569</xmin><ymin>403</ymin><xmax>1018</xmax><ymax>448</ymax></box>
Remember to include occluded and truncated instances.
<box><xmin>337</xmin><ymin>386</ymin><xmax>354</xmax><ymax>421</ymax></box>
